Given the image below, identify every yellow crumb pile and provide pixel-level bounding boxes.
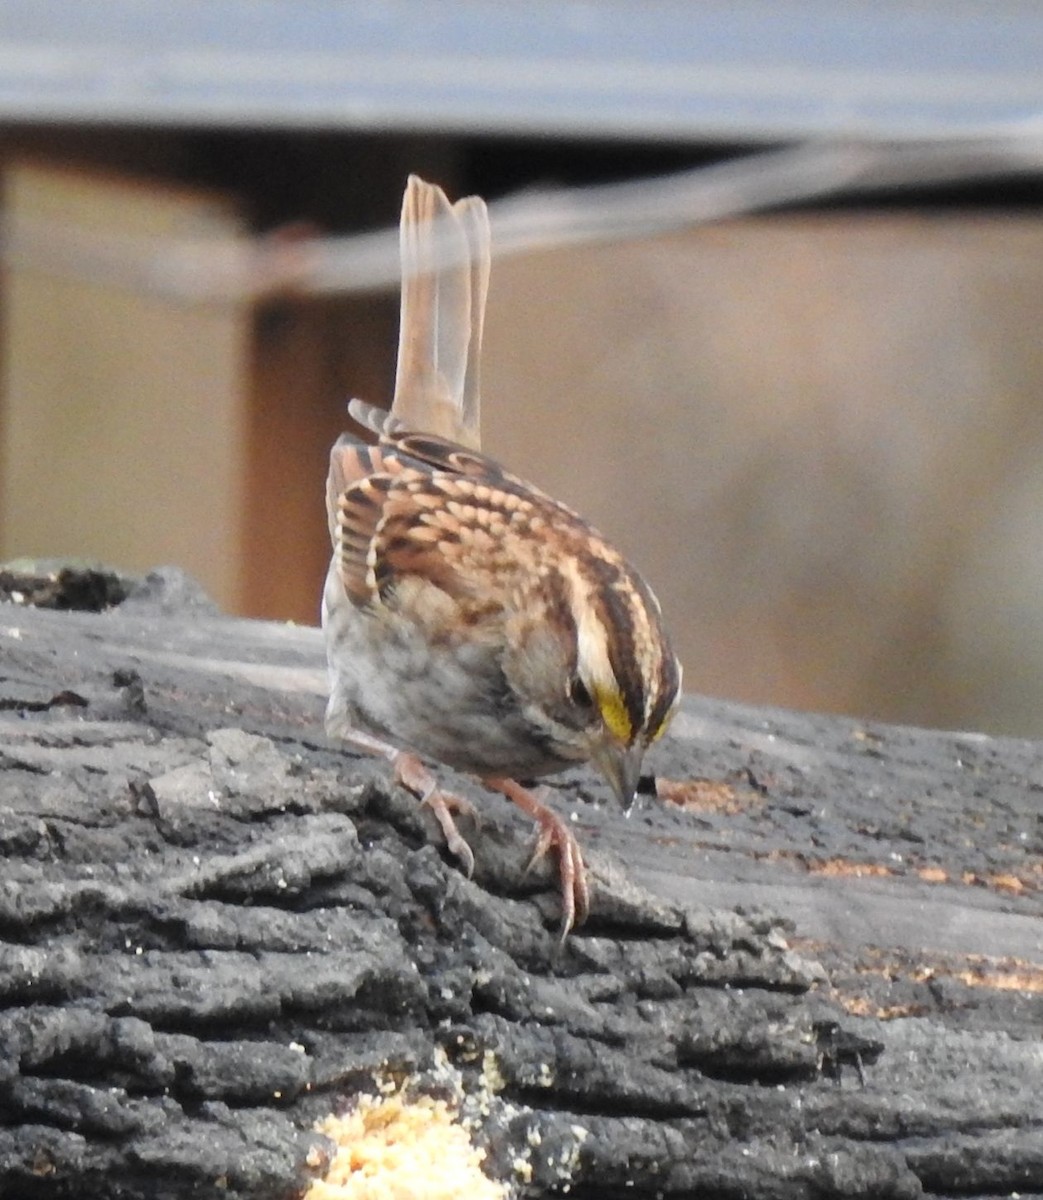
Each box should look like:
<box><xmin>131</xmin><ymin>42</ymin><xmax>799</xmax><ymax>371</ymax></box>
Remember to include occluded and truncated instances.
<box><xmin>305</xmin><ymin>1091</ymin><xmax>508</xmax><ymax>1200</ymax></box>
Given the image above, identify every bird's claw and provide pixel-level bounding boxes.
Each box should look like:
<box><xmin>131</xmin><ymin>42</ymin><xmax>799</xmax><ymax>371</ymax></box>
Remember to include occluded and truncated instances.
<box><xmin>393</xmin><ymin>752</ymin><xmax>478</xmax><ymax>877</ymax></box>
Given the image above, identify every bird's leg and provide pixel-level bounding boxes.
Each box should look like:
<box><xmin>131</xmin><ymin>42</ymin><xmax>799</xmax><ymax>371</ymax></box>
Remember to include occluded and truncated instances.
<box><xmin>394</xmin><ymin>752</ymin><xmax>477</xmax><ymax>878</ymax></box>
<box><xmin>482</xmin><ymin>776</ymin><xmax>590</xmax><ymax>939</ymax></box>
<box><xmin>338</xmin><ymin>728</ymin><xmax>477</xmax><ymax>877</ymax></box>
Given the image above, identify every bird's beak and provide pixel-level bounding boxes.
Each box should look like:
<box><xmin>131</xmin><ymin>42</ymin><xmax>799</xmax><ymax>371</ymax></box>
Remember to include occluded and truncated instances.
<box><xmin>593</xmin><ymin>741</ymin><xmax>645</xmax><ymax>817</ymax></box>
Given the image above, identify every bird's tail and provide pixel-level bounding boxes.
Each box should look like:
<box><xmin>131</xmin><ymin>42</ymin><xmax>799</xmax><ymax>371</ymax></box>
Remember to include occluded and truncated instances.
<box><xmin>386</xmin><ymin>174</ymin><xmax>490</xmax><ymax>451</ymax></box>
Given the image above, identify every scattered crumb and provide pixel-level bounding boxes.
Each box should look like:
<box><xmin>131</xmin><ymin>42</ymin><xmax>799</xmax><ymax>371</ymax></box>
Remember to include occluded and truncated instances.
<box><xmin>307</xmin><ymin>1092</ymin><xmax>506</xmax><ymax>1200</ymax></box>
<box><xmin>962</xmin><ymin>870</ymin><xmax>1037</xmax><ymax>895</ymax></box>
<box><xmin>944</xmin><ymin>955</ymin><xmax>1043</xmax><ymax>994</ymax></box>
<box><xmin>305</xmin><ymin>1049</ymin><xmax>587</xmax><ymax>1199</ymax></box>
<box><xmin>656</xmin><ymin>777</ymin><xmax>751</xmax><ymax>814</ymax></box>
<box><xmin>851</xmin><ymin>729</ymin><xmax>883</xmax><ymax>745</ymax></box>
<box><xmin>807</xmin><ymin>859</ymin><xmax>893</xmax><ymax>879</ymax></box>
<box><xmin>836</xmin><ymin>995</ymin><xmax>929</xmax><ymax>1020</ymax></box>
<box><xmin>917</xmin><ymin>865</ymin><xmax>948</xmax><ymax>883</ymax></box>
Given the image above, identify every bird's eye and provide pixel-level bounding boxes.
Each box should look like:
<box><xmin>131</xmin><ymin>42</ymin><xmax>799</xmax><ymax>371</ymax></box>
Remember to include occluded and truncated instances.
<box><xmin>568</xmin><ymin>676</ymin><xmax>592</xmax><ymax>708</ymax></box>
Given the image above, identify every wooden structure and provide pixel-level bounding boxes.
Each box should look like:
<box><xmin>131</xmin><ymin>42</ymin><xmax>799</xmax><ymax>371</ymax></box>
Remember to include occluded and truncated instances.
<box><xmin>0</xmin><ymin>159</ymin><xmax>397</xmax><ymax>621</ymax></box>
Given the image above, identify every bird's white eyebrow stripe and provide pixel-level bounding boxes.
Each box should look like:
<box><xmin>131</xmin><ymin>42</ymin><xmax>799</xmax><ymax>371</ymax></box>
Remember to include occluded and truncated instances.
<box><xmin>564</xmin><ymin>555</ymin><xmax>676</xmax><ymax>740</ymax></box>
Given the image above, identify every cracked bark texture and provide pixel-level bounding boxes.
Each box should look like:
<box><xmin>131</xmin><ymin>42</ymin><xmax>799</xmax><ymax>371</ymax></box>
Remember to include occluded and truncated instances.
<box><xmin>0</xmin><ymin>566</ymin><xmax>1041</xmax><ymax>1199</ymax></box>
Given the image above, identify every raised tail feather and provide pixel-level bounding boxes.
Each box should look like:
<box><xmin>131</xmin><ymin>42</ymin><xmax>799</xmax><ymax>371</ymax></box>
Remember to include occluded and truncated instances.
<box><xmin>390</xmin><ymin>176</ymin><xmax>490</xmax><ymax>451</ymax></box>
<box><xmin>328</xmin><ymin>176</ymin><xmax>490</xmax><ymax>548</ymax></box>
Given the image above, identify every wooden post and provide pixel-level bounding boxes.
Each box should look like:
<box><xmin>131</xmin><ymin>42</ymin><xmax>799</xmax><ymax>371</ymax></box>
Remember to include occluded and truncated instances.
<box><xmin>0</xmin><ymin>161</ymin><xmax>250</xmax><ymax>611</ymax></box>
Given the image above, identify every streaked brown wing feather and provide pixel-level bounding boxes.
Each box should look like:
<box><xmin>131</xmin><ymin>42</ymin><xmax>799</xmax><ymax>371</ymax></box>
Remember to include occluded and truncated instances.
<box><xmin>326</xmin><ymin>436</ymin><xmax>404</xmax><ymax>544</ymax></box>
<box><xmin>331</xmin><ymin>431</ymin><xmax>550</xmax><ymax>616</ymax></box>
<box><xmin>386</xmin><ymin>430</ymin><xmax>505</xmax><ymax>482</ymax></box>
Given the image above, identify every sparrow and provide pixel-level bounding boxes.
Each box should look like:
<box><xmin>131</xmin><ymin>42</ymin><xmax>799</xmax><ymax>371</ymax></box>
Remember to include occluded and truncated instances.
<box><xmin>322</xmin><ymin>175</ymin><xmax>681</xmax><ymax>937</ymax></box>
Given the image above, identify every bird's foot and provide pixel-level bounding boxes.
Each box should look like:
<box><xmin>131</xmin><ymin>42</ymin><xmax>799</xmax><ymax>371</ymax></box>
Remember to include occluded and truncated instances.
<box><xmin>394</xmin><ymin>751</ymin><xmax>477</xmax><ymax>878</ymax></box>
<box><xmin>483</xmin><ymin>776</ymin><xmax>589</xmax><ymax>940</ymax></box>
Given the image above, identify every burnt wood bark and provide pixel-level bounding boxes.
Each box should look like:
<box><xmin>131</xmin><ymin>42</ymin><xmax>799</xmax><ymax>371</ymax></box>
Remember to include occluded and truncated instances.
<box><xmin>0</xmin><ymin>565</ymin><xmax>1040</xmax><ymax>1199</ymax></box>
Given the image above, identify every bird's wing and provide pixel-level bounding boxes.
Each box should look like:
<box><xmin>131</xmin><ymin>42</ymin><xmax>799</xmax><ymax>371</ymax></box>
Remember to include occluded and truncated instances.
<box><xmin>331</xmin><ymin>449</ymin><xmax>533</xmax><ymax>615</ymax></box>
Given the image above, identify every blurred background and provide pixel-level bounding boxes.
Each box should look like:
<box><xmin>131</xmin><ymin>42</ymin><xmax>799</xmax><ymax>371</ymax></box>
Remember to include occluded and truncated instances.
<box><xmin>2</xmin><ymin>1</ymin><xmax>1043</xmax><ymax>736</ymax></box>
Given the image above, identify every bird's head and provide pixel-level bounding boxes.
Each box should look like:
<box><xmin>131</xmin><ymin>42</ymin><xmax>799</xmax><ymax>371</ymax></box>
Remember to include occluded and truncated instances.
<box><xmin>505</xmin><ymin>550</ymin><xmax>681</xmax><ymax>810</ymax></box>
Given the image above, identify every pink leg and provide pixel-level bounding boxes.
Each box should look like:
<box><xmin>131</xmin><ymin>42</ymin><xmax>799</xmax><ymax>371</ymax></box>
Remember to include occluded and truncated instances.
<box><xmin>341</xmin><ymin>729</ymin><xmax>476</xmax><ymax>877</ymax></box>
<box><xmin>483</xmin><ymin>776</ymin><xmax>590</xmax><ymax>939</ymax></box>
<box><xmin>394</xmin><ymin>752</ymin><xmax>477</xmax><ymax>878</ymax></box>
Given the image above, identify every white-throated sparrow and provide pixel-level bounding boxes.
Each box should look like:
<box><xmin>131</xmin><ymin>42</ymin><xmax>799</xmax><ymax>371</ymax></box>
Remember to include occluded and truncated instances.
<box><xmin>323</xmin><ymin>176</ymin><xmax>681</xmax><ymax>936</ymax></box>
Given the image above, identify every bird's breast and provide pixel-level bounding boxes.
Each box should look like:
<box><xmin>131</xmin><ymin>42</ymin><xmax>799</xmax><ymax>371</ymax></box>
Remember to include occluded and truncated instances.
<box><xmin>323</xmin><ymin>566</ymin><xmax>574</xmax><ymax>779</ymax></box>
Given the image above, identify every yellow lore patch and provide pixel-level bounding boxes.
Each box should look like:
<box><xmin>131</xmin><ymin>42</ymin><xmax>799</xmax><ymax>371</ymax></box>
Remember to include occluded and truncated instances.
<box><xmin>594</xmin><ymin>683</ymin><xmax>632</xmax><ymax>742</ymax></box>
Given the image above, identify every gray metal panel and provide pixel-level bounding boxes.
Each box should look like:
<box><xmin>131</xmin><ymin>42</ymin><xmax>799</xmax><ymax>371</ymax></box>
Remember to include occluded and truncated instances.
<box><xmin>0</xmin><ymin>0</ymin><xmax>1041</xmax><ymax>141</ymax></box>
